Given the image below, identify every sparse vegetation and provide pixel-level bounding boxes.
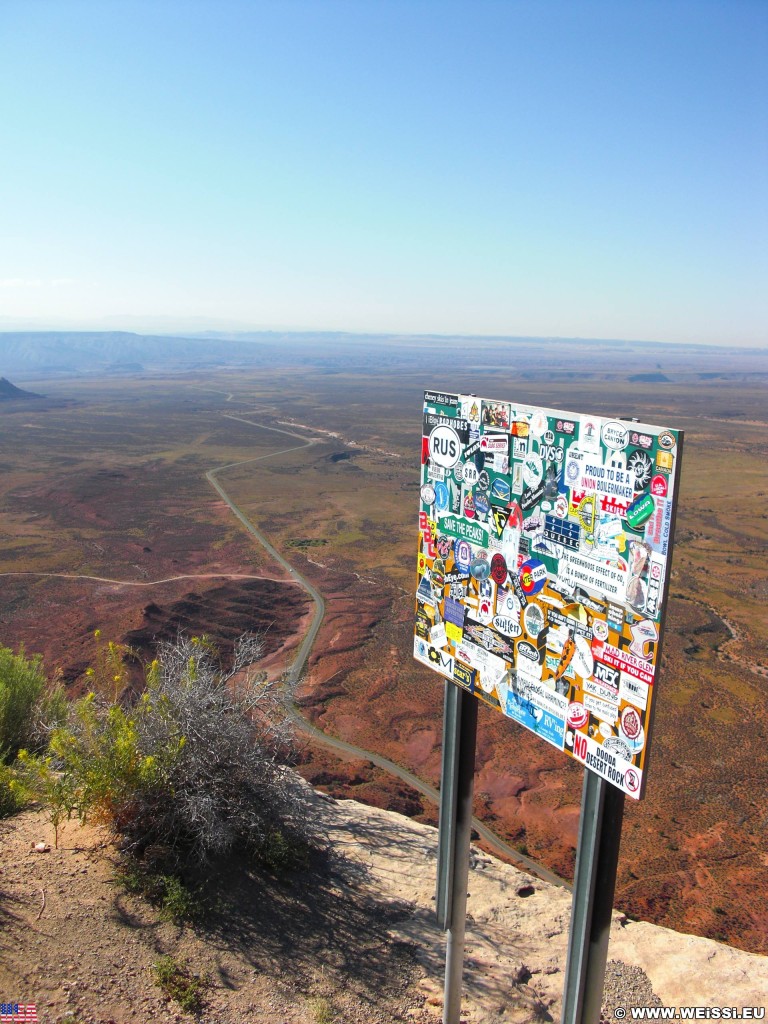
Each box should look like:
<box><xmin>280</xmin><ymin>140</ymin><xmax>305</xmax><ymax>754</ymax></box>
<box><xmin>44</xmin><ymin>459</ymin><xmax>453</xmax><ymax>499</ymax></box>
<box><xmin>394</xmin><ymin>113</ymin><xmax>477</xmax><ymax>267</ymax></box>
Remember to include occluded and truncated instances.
<box><xmin>115</xmin><ymin>856</ymin><xmax>203</xmax><ymax>923</ymax></box>
<box><xmin>151</xmin><ymin>955</ymin><xmax>207</xmax><ymax>1013</ymax></box>
<box><xmin>308</xmin><ymin>995</ymin><xmax>335</xmax><ymax>1023</ymax></box>
<box><xmin>12</xmin><ymin>633</ymin><xmax>322</xmax><ymax>869</ymax></box>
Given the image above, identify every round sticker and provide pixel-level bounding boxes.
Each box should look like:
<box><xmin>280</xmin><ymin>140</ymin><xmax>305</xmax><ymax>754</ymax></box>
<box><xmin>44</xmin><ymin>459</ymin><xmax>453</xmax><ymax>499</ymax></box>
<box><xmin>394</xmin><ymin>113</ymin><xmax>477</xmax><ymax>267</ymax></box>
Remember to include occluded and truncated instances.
<box><xmin>627</xmin><ymin>449</ymin><xmax>652</xmax><ymax>489</ymax></box>
<box><xmin>529</xmin><ymin>410</ymin><xmax>548</xmax><ymax>437</ymax></box>
<box><xmin>429</xmin><ymin>425</ymin><xmax>462</xmax><ymax>468</ymax></box>
<box><xmin>602</xmin><ymin>420</ymin><xmax>629</xmax><ymax>451</ymax></box>
<box><xmin>420</xmin><ymin>483</ymin><xmax>435</xmax><ymax>505</ymax></box>
<box><xmin>463</xmin><ymin>464</ymin><xmax>479</xmax><ymax>486</ymax></box>
<box><xmin>567</xmin><ymin>702</ymin><xmax>588</xmax><ymax>729</ymax></box>
<box><xmin>470</xmin><ymin>556</ymin><xmax>491</xmax><ymax>581</ymax></box>
<box><xmin>620</xmin><ymin>706</ymin><xmax>645</xmax><ymax>753</ymax></box>
<box><xmin>519</xmin><ymin>558</ymin><xmax>547</xmax><ymax>596</ymax></box>
<box><xmin>490</xmin><ymin>553</ymin><xmax>508</xmax><ymax>585</ymax></box>
<box><xmin>592</xmin><ymin>618</ymin><xmax>609</xmax><ymax>642</ymax></box>
<box><xmin>522</xmin><ymin>454</ymin><xmax>543</xmax><ymax>487</ymax></box>
<box><xmin>523</xmin><ymin>602</ymin><xmax>545</xmax><ymax>637</ymax></box>
<box><xmin>624</xmin><ymin>767</ymin><xmax>641</xmax><ymax>794</ymax></box>
<box><xmin>463</xmin><ymin>492</ymin><xmax>476</xmax><ymax>519</ymax></box>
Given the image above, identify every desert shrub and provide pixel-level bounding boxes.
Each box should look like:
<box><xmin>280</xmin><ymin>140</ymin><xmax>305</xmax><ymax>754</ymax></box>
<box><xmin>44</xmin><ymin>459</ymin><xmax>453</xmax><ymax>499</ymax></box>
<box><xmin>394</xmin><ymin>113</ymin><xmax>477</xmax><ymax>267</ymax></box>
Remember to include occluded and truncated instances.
<box><xmin>0</xmin><ymin>644</ymin><xmax>66</xmax><ymax>761</ymax></box>
<box><xmin>30</xmin><ymin>633</ymin><xmax>319</xmax><ymax>866</ymax></box>
<box><xmin>0</xmin><ymin>762</ymin><xmax>29</xmax><ymax>817</ymax></box>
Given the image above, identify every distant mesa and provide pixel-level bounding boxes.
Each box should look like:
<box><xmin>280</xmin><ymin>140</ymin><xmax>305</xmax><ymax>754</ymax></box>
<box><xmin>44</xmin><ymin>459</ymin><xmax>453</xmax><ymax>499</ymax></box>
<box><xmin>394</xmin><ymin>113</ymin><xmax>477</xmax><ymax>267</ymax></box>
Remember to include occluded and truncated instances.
<box><xmin>0</xmin><ymin>377</ymin><xmax>44</xmax><ymax>401</ymax></box>
<box><xmin>628</xmin><ymin>371</ymin><xmax>670</xmax><ymax>383</ymax></box>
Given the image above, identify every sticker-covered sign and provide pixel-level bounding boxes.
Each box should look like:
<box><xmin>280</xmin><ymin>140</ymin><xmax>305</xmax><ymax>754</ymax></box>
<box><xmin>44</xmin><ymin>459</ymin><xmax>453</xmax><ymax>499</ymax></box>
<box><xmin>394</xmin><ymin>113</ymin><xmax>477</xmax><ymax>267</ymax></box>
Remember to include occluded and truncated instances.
<box><xmin>414</xmin><ymin>391</ymin><xmax>683</xmax><ymax>800</ymax></box>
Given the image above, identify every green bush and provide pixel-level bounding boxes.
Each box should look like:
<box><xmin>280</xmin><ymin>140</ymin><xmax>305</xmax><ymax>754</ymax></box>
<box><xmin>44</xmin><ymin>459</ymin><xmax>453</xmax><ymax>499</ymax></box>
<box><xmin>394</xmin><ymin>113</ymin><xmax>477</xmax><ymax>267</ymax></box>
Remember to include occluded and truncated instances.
<box><xmin>0</xmin><ymin>644</ymin><xmax>59</xmax><ymax>761</ymax></box>
<box><xmin>0</xmin><ymin>644</ymin><xmax>67</xmax><ymax>820</ymax></box>
<box><xmin>26</xmin><ymin>633</ymin><xmax>321</xmax><ymax>866</ymax></box>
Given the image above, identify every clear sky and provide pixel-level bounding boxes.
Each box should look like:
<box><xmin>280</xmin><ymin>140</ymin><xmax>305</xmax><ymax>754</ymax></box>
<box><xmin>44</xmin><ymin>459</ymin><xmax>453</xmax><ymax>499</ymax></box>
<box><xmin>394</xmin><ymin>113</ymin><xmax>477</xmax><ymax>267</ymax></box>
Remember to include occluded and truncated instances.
<box><xmin>1</xmin><ymin>0</ymin><xmax>766</xmax><ymax>345</ymax></box>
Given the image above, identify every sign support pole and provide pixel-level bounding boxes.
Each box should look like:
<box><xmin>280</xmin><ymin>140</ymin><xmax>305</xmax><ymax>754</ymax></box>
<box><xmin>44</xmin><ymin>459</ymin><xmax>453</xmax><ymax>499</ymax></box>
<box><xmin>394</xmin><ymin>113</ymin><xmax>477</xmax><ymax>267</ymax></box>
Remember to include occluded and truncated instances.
<box><xmin>436</xmin><ymin>681</ymin><xmax>478</xmax><ymax>1024</ymax></box>
<box><xmin>562</xmin><ymin>768</ymin><xmax>626</xmax><ymax>1024</ymax></box>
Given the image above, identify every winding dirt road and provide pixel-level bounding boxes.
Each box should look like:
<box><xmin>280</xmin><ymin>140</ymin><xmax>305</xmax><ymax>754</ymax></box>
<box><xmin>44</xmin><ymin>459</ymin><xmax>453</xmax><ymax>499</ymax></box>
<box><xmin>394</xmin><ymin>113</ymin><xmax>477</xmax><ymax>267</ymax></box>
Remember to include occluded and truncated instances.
<box><xmin>204</xmin><ymin>407</ymin><xmax>568</xmax><ymax>888</ymax></box>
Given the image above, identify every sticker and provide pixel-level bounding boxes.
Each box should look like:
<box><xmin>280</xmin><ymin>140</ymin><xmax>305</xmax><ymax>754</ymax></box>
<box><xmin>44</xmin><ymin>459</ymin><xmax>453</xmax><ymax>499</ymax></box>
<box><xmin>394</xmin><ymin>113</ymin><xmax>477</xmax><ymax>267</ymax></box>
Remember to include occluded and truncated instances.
<box><xmin>529</xmin><ymin>409</ymin><xmax>549</xmax><ymax>437</ymax></box>
<box><xmin>579</xmin><ymin>417</ymin><xmax>602</xmax><ymax>453</ymax></box>
<box><xmin>453</xmin><ymin>661</ymin><xmax>476</xmax><ymax>691</ymax></box>
<box><xmin>523</xmin><ymin>602</ymin><xmax>545</xmax><ymax>638</ymax></box>
<box><xmin>493</xmin><ymin>614</ymin><xmax>522</xmax><ymax>638</ymax></box>
<box><xmin>440</xmin><ymin>516</ymin><xmax>489</xmax><ymax>547</ymax></box>
<box><xmin>627</xmin><ymin>449</ymin><xmax>652</xmax><ymax>490</ymax></box>
<box><xmin>572</xmin><ymin>635</ymin><xmax>594</xmax><ymax>678</ymax></box>
<box><xmin>568</xmin><ymin>702</ymin><xmax>589</xmax><ymax>728</ymax></box>
<box><xmin>584</xmin><ymin>693</ymin><xmax>618</xmax><ymax>723</ymax></box>
<box><xmin>519</xmin><ymin>558</ymin><xmax>547</xmax><ymax>595</ymax></box>
<box><xmin>650</xmin><ymin>474</ymin><xmax>668</xmax><ymax>497</ymax></box>
<box><xmin>430</xmin><ymin>622</ymin><xmax>448</xmax><ymax>648</ymax></box>
<box><xmin>522</xmin><ymin>454</ymin><xmax>543</xmax><ymax>487</ymax></box>
<box><xmin>420</xmin><ymin>483</ymin><xmax>436</xmax><ymax>505</ymax></box>
<box><xmin>490</xmin><ymin>552</ymin><xmax>508</xmax><ymax>585</ymax></box>
<box><xmin>620</xmin><ymin>705</ymin><xmax>645</xmax><ymax>752</ymax></box>
<box><xmin>559</xmin><ymin>550</ymin><xmax>629</xmax><ymax>602</ymax></box>
<box><xmin>544</xmin><ymin>513</ymin><xmax>580</xmax><ymax>549</ymax></box>
<box><xmin>620</xmin><ymin>674</ymin><xmax>648</xmax><ymax>711</ymax></box>
<box><xmin>434</xmin><ymin>481</ymin><xmax>450</xmax><ymax>511</ymax></box>
<box><xmin>453</xmin><ymin>538</ymin><xmax>472</xmax><ymax>574</ymax></box>
<box><xmin>601</xmin><ymin>420</ymin><xmax>629</xmax><ymax>451</ymax></box>
<box><xmin>658</xmin><ymin>430</ymin><xmax>676</xmax><ymax>451</ymax></box>
<box><xmin>490</xmin><ymin>477</ymin><xmax>511</xmax><ymax>504</ymax></box>
<box><xmin>602</xmin><ymin>735</ymin><xmax>632</xmax><ymax>762</ymax></box>
<box><xmin>470</xmin><ymin>555</ymin><xmax>491</xmax><ymax>581</ymax></box>
<box><xmin>591</xmin><ymin>618</ymin><xmax>609</xmax><ymax>641</ymax></box>
<box><xmin>474</xmin><ymin>490</ymin><xmax>490</xmax><ymax>516</ymax></box>
<box><xmin>428</xmin><ymin>424</ymin><xmax>462</xmax><ymax>468</ymax></box>
<box><xmin>626</xmin><ymin>493</ymin><xmax>655</xmax><ymax>531</ymax></box>
<box><xmin>628</xmin><ymin>618</ymin><xmax>659</xmax><ymax>660</ymax></box>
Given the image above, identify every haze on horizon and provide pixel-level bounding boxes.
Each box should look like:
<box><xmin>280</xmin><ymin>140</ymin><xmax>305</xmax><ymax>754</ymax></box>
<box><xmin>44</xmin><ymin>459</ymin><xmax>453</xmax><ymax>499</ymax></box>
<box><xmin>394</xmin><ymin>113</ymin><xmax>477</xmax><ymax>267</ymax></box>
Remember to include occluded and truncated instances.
<box><xmin>1</xmin><ymin>0</ymin><xmax>766</xmax><ymax>349</ymax></box>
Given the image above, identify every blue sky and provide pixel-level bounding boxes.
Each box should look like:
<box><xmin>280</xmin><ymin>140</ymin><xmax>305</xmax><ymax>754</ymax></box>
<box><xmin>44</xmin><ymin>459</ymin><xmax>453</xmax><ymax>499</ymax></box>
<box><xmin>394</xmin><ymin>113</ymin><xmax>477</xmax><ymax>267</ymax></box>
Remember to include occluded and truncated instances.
<box><xmin>1</xmin><ymin>0</ymin><xmax>766</xmax><ymax>345</ymax></box>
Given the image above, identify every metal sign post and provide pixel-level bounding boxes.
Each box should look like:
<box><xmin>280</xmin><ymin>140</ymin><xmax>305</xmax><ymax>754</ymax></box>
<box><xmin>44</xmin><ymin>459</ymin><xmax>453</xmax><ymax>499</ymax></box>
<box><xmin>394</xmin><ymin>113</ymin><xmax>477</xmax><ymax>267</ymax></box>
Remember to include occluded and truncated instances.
<box><xmin>562</xmin><ymin>768</ymin><xmax>626</xmax><ymax>1024</ymax></box>
<box><xmin>436</xmin><ymin>681</ymin><xmax>479</xmax><ymax>1024</ymax></box>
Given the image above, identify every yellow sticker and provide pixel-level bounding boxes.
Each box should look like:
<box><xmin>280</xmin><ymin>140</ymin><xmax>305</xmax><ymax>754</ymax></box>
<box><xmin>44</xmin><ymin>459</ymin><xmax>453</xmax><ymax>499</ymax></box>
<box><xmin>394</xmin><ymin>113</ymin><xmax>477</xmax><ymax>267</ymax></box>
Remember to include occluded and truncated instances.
<box><xmin>446</xmin><ymin>622</ymin><xmax>463</xmax><ymax>644</ymax></box>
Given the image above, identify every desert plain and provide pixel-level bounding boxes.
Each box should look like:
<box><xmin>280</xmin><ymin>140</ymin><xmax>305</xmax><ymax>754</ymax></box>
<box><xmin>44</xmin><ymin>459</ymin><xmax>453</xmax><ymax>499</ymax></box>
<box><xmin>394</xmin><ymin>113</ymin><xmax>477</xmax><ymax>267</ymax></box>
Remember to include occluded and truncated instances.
<box><xmin>0</xmin><ymin>334</ymin><xmax>766</xmax><ymax>956</ymax></box>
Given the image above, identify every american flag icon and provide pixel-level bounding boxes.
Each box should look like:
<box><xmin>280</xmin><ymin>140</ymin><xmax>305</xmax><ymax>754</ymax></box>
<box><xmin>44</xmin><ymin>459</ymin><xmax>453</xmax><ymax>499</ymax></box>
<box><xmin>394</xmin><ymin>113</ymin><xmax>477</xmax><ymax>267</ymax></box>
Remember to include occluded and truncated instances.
<box><xmin>0</xmin><ymin>1005</ymin><xmax>37</xmax><ymax>1022</ymax></box>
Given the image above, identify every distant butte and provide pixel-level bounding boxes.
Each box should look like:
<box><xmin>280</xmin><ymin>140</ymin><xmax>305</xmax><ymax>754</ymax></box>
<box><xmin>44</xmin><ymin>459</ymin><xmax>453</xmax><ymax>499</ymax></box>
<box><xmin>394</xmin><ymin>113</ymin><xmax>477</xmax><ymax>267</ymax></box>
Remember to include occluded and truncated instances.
<box><xmin>0</xmin><ymin>376</ymin><xmax>44</xmax><ymax>400</ymax></box>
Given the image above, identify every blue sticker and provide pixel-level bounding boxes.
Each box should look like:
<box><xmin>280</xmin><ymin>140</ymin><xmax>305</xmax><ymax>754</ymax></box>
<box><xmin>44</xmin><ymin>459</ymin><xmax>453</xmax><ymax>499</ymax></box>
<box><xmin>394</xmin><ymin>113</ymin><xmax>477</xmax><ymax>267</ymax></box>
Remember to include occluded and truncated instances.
<box><xmin>454</xmin><ymin>538</ymin><xmax>472</xmax><ymax>575</ymax></box>
<box><xmin>490</xmin><ymin>477</ymin><xmax>511</xmax><ymax>504</ymax></box>
<box><xmin>504</xmin><ymin>691</ymin><xmax>565</xmax><ymax>750</ymax></box>
<box><xmin>434</xmin><ymin>481</ymin><xmax>450</xmax><ymax>511</ymax></box>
